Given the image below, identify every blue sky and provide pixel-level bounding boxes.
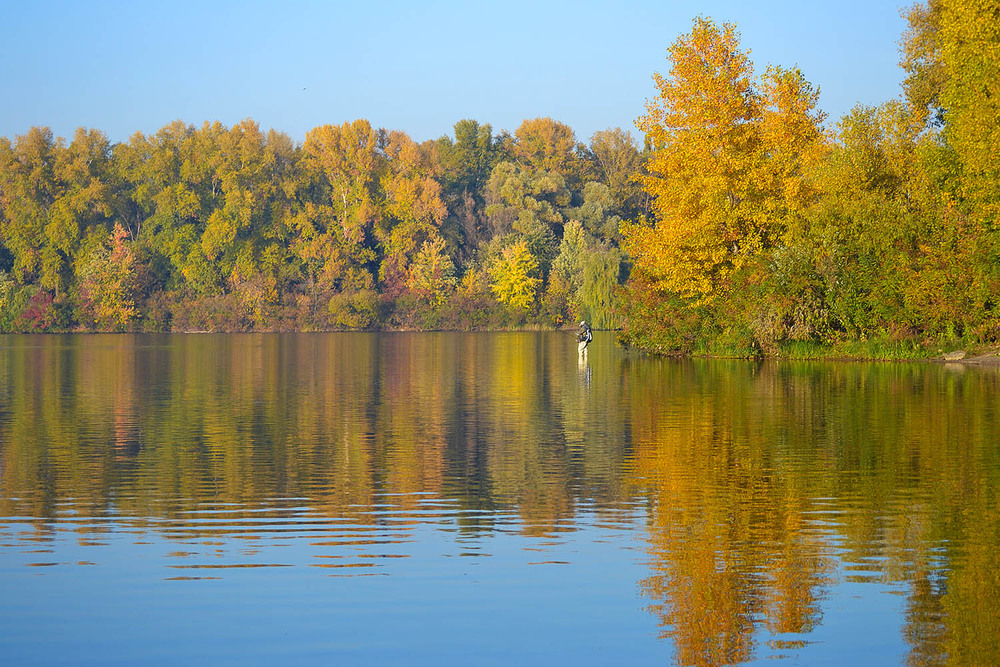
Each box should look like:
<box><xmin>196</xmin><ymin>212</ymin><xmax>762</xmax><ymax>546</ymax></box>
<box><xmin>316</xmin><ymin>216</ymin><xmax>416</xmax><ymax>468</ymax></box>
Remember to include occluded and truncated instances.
<box><xmin>0</xmin><ymin>0</ymin><xmax>909</xmax><ymax>145</ymax></box>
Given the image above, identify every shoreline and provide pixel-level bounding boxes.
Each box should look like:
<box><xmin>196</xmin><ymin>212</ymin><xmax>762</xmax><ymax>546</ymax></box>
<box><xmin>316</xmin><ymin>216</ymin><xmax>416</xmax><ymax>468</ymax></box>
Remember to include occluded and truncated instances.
<box><xmin>2</xmin><ymin>328</ymin><xmax>998</xmax><ymax>366</ymax></box>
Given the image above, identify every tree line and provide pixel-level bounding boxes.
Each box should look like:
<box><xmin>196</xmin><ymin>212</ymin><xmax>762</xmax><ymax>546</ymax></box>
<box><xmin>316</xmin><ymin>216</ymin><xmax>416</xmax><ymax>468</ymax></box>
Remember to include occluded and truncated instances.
<box><xmin>2</xmin><ymin>1</ymin><xmax>998</xmax><ymax>358</ymax></box>
<box><xmin>0</xmin><ymin>117</ymin><xmax>644</xmax><ymax>332</ymax></box>
<box><xmin>621</xmin><ymin>2</ymin><xmax>1000</xmax><ymax>357</ymax></box>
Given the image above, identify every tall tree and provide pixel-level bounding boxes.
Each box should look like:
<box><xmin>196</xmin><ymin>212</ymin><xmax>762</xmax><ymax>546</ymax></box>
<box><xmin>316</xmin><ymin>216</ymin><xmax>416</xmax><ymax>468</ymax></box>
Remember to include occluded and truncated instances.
<box><xmin>624</xmin><ymin>17</ymin><xmax>824</xmax><ymax>300</ymax></box>
<box><xmin>625</xmin><ymin>18</ymin><xmax>764</xmax><ymax>299</ymax></box>
<box><xmin>937</xmin><ymin>0</ymin><xmax>1000</xmax><ymax>227</ymax></box>
<box><xmin>296</xmin><ymin>119</ymin><xmax>383</xmax><ymax>295</ymax></box>
<box><xmin>378</xmin><ymin>130</ymin><xmax>448</xmax><ymax>294</ymax></box>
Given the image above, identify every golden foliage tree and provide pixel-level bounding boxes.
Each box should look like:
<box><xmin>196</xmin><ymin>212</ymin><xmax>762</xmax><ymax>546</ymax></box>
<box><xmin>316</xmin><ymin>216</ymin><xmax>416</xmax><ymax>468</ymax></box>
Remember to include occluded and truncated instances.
<box><xmin>296</xmin><ymin>120</ymin><xmax>383</xmax><ymax>296</ymax></box>
<box><xmin>407</xmin><ymin>235</ymin><xmax>457</xmax><ymax>306</ymax></box>
<box><xmin>77</xmin><ymin>222</ymin><xmax>138</xmax><ymax>331</ymax></box>
<box><xmin>378</xmin><ymin>130</ymin><xmax>448</xmax><ymax>291</ymax></box>
<box><xmin>489</xmin><ymin>239</ymin><xmax>540</xmax><ymax>311</ymax></box>
<box><xmin>937</xmin><ymin>0</ymin><xmax>1000</xmax><ymax>226</ymax></box>
<box><xmin>623</xmin><ymin>17</ymin><xmax>824</xmax><ymax>301</ymax></box>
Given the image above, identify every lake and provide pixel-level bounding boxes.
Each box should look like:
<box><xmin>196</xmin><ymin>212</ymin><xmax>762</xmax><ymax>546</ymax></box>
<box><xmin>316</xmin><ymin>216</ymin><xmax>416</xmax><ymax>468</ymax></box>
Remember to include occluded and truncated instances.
<box><xmin>1</xmin><ymin>332</ymin><xmax>998</xmax><ymax>665</ymax></box>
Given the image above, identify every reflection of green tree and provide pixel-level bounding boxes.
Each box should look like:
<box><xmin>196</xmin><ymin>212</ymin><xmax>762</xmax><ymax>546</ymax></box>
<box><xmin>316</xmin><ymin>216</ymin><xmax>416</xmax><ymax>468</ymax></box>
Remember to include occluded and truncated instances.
<box><xmin>625</xmin><ymin>360</ymin><xmax>1000</xmax><ymax>666</ymax></box>
<box><xmin>0</xmin><ymin>332</ymin><xmax>632</xmax><ymax>540</ymax></box>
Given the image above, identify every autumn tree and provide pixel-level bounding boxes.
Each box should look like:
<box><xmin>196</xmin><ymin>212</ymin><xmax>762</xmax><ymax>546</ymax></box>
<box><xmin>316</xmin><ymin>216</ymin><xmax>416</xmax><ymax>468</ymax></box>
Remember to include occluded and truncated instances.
<box><xmin>113</xmin><ymin>121</ymin><xmax>210</xmax><ymax>293</ymax></box>
<box><xmin>861</xmin><ymin>0</ymin><xmax>1000</xmax><ymax>343</ymax></box>
<box><xmin>901</xmin><ymin>1</ymin><xmax>1000</xmax><ymax>223</ymax></box>
<box><xmin>513</xmin><ymin>118</ymin><xmax>577</xmax><ymax>175</ymax></box>
<box><xmin>623</xmin><ymin>18</ymin><xmax>824</xmax><ymax>302</ymax></box>
<box><xmin>900</xmin><ymin>0</ymin><xmax>946</xmax><ymax>128</ymax></box>
<box><xmin>489</xmin><ymin>239</ymin><xmax>540</xmax><ymax>312</ymax></box>
<box><xmin>378</xmin><ymin>130</ymin><xmax>448</xmax><ymax>294</ymax></box>
<box><xmin>294</xmin><ymin>120</ymin><xmax>383</xmax><ymax>324</ymax></box>
<box><xmin>624</xmin><ymin>18</ymin><xmax>762</xmax><ymax>299</ymax></box>
<box><xmin>211</xmin><ymin>120</ymin><xmax>293</xmax><ymax>325</ymax></box>
<box><xmin>77</xmin><ymin>222</ymin><xmax>138</xmax><ymax>330</ymax></box>
<box><xmin>0</xmin><ymin>127</ymin><xmax>115</xmax><ymax>299</ymax></box>
<box><xmin>407</xmin><ymin>235</ymin><xmax>457</xmax><ymax>306</ymax></box>
<box><xmin>0</xmin><ymin>127</ymin><xmax>59</xmax><ymax>287</ymax></box>
<box><xmin>937</xmin><ymin>0</ymin><xmax>1000</xmax><ymax>227</ymax></box>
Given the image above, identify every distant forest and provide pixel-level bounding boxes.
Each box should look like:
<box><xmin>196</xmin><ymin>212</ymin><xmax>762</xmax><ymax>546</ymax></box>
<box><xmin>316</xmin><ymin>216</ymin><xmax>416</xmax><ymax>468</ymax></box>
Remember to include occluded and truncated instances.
<box><xmin>0</xmin><ymin>115</ymin><xmax>640</xmax><ymax>333</ymax></box>
<box><xmin>1</xmin><ymin>2</ymin><xmax>998</xmax><ymax>357</ymax></box>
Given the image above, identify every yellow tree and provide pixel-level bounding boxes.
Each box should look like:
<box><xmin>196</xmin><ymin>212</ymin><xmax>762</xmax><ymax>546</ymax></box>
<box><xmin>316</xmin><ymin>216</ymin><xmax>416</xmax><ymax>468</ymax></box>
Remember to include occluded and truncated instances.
<box><xmin>489</xmin><ymin>239</ymin><xmax>540</xmax><ymax>311</ymax></box>
<box><xmin>406</xmin><ymin>235</ymin><xmax>457</xmax><ymax>306</ymax></box>
<box><xmin>378</xmin><ymin>130</ymin><xmax>448</xmax><ymax>291</ymax></box>
<box><xmin>937</xmin><ymin>0</ymin><xmax>1000</xmax><ymax>227</ymax></box>
<box><xmin>0</xmin><ymin>127</ymin><xmax>115</xmax><ymax>299</ymax></box>
<box><xmin>296</xmin><ymin>120</ymin><xmax>383</xmax><ymax>293</ymax></box>
<box><xmin>759</xmin><ymin>65</ymin><xmax>826</xmax><ymax>218</ymax></box>
<box><xmin>77</xmin><ymin>222</ymin><xmax>137</xmax><ymax>331</ymax></box>
<box><xmin>624</xmin><ymin>17</ymin><xmax>824</xmax><ymax>301</ymax></box>
<box><xmin>900</xmin><ymin>0</ymin><xmax>946</xmax><ymax>128</ymax></box>
<box><xmin>513</xmin><ymin>118</ymin><xmax>580</xmax><ymax>177</ymax></box>
<box><xmin>625</xmin><ymin>17</ymin><xmax>762</xmax><ymax>299</ymax></box>
<box><xmin>302</xmin><ymin>119</ymin><xmax>382</xmax><ymax>249</ymax></box>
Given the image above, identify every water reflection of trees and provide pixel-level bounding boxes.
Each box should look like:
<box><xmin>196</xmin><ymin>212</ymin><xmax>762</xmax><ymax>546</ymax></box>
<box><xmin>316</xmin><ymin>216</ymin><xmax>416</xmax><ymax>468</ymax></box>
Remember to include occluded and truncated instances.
<box><xmin>624</xmin><ymin>359</ymin><xmax>1000</xmax><ymax>666</ymax></box>
<box><xmin>2</xmin><ymin>336</ymin><xmax>999</xmax><ymax>664</ymax></box>
<box><xmin>0</xmin><ymin>333</ymin><xmax>631</xmax><ymax>536</ymax></box>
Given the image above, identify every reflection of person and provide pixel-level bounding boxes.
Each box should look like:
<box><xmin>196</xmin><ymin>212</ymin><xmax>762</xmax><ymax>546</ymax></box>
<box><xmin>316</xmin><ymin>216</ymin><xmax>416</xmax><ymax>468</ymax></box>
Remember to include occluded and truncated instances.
<box><xmin>576</xmin><ymin>320</ymin><xmax>592</xmax><ymax>354</ymax></box>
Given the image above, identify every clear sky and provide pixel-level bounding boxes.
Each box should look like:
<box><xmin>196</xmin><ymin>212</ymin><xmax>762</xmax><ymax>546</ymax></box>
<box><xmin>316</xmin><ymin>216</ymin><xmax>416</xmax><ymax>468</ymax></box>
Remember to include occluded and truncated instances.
<box><xmin>0</xmin><ymin>0</ymin><xmax>910</xmax><ymax>146</ymax></box>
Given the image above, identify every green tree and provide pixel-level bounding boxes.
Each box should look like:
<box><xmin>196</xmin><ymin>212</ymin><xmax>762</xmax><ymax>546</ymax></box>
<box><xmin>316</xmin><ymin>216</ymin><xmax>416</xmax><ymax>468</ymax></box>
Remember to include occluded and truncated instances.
<box><xmin>485</xmin><ymin>160</ymin><xmax>567</xmax><ymax>270</ymax></box>
<box><xmin>552</xmin><ymin>220</ymin><xmax>623</xmax><ymax>328</ymax></box>
<box><xmin>589</xmin><ymin>128</ymin><xmax>647</xmax><ymax>220</ymax></box>
<box><xmin>436</xmin><ymin>120</ymin><xmax>506</xmax><ymax>262</ymax></box>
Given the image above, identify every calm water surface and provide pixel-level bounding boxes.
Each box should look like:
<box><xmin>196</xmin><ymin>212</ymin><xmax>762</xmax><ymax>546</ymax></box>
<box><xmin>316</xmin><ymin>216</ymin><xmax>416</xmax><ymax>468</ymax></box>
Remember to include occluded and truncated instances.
<box><xmin>1</xmin><ymin>333</ymin><xmax>998</xmax><ymax>665</ymax></box>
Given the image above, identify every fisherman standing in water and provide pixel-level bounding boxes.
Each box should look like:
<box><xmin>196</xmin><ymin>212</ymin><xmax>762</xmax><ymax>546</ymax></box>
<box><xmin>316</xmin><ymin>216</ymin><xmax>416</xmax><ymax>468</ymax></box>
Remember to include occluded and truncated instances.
<box><xmin>576</xmin><ymin>320</ymin><xmax>593</xmax><ymax>355</ymax></box>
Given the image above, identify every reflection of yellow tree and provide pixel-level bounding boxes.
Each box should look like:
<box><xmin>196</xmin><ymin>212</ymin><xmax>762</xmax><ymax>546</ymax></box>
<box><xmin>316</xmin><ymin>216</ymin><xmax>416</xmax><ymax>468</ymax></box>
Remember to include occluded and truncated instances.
<box><xmin>482</xmin><ymin>333</ymin><xmax>574</xmax><ymax>535</ymax></box>
<box><xmin>377</xmin><ymin>333</ymin><xmax>450</xmax><ymax>512</ymax></box>
<box><xmin>626</xmin><ymin>361</ymin><xmax>835</xmax><ymax>665</ymax></box>
<box><xmin>626</xmin><ymin>360</ymin><xmax>1000</xmax><ymax>666</ymax></box>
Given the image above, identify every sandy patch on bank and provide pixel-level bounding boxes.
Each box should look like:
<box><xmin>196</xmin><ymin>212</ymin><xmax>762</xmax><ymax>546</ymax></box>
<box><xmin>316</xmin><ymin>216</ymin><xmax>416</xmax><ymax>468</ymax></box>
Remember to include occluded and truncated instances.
<box><xmin>939</xmin><ymin>348</ymin><xmax>1000</xmax><ymax>365</ymax></box>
